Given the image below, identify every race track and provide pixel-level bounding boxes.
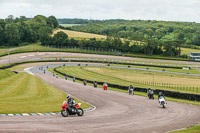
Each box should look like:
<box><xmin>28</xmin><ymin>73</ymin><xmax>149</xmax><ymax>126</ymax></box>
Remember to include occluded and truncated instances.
<box><xmin>1</xmin><ymin>52</ymin><xmax>200</xmax><ymax>66</ymax></box>
<box><xmin>0</xmin><ymin>53</ymin><xmax>200</xmax><ymax>133</ymax></box>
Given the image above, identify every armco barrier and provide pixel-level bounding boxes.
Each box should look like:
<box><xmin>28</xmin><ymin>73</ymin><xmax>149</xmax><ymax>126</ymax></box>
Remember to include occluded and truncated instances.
<box><xmin>54</xmin><ymin>67</ymin><xmax>200</xmax><ymax>102</ymax></box>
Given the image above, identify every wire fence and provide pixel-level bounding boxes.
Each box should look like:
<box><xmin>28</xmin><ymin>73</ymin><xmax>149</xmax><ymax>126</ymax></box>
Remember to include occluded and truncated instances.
<box><xmin>0</xmin><ymin>45</ymin><xmax>121</xmax><ymax>55</ymax></box>
<box><xmin>132</xmin><ymin>80</ymin><xmax>200</xmax><ymax>93</ymax></box>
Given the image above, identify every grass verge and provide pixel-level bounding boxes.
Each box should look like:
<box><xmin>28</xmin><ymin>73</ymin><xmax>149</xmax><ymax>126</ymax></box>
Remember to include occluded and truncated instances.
<box><xmin>170</xmin><ymin>125</ymin><xmax>200</xmax><ymax>133</ymax></box>
<box><xmin>0</xmin><ymin>69</ymin><xmax>91</xmax><ymax>114</ymax></box>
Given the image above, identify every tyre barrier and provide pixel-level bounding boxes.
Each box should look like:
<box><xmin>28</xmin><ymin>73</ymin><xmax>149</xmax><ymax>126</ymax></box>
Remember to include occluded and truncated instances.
<box><xmin>54</xmin><ymin>67</ymin><xmax>200</xmax><ymax>102</ymax></box>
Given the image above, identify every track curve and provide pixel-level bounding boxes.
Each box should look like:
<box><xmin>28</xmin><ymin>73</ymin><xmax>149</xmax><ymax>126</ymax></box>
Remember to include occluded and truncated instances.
<box><xmin>0</xmin><ymin>53</ymin><xmax>200</xmax><ymax>132</ymax></box>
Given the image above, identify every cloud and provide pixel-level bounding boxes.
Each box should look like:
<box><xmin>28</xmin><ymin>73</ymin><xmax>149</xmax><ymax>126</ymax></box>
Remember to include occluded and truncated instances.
<box><xmin>0</xmin><ymin>0</ymin><xmax>199</xmax><ymax>22</ymax></box>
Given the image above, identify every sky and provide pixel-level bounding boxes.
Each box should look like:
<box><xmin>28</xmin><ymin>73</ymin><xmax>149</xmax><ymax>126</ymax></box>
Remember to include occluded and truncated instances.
<box><xmin>0</xmin><ymin>0</ymin><xmax>200</xmax><ymax>22</ymax></box>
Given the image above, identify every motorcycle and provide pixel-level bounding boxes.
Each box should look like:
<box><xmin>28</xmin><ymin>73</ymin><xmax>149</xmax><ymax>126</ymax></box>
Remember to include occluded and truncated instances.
<box><xmin>61</xmin><ymin>101</ymin><xmax>84</xmax><ymax>117</ymax></box>
<box><xmin>147</xmin><ymin>90</ymin><xmax>154</xmax><ymax>99</ymax></box>
<box><xmin>128</xmin><ymin>89</ymin><xmax>134</xmax><ymax>95</ymax></box>
<box><xmin>103</xmin><ymin>84</ymin><xmax>108</xmax><ymax>90</ymax></box>
<box><xmin>83</xmin><ymin>80</ymin><xmax>87</xmax><ymax>86</ymax></box>
<box><xmin>159</xmin><ymin>96</ymin><xmax>166</xmax><ymax>108</ymax></box>
<box><xmin>94</xmin><ymin>82</ymin><xmax>97</xmax><ymax>88</ymax></box>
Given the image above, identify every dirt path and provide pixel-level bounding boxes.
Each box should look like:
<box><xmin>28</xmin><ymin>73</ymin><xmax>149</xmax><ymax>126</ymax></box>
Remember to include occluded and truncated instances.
<box><xmin>0</xmin><ymin>68</ymin><xmax>200</xmax><ymax>132</ymax></box>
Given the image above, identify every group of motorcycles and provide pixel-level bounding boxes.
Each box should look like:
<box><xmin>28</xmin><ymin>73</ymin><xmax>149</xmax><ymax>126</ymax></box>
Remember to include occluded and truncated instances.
<box><xmin>83</xmin><ymin>80</ymin><xmax>108</xmax><ymax>90</ymax></box>
<box><xmin>61</xmin><ymin>81</ymin><xmax>167</xmax><ymax>118</ymax></box>
<box><xmin>147</xmin><ymin>88</ymin><xmax>167</xmax><ymax>108</ymax></box>
<box><xmin>129</xmin><ymin>87</ymin><xmax>167</xmax><ymax>108</ymax></box>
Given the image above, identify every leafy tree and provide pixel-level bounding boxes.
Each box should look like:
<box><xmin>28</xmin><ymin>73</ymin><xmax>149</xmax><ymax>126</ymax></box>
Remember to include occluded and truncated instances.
<box><xmin>192</xmin><ymin>33</ymin><xmax>200</xmax><ymax>46</ymax></box>
<box><xmin>5</xmin><ymin>23</ymin><xmax>20</xmax><ymax>46</ymax></box>
<box><xmin>38</xmin><ymin>26</ymin><xmax>53</xmax><ymax>45</ymax></box>
<box><xmin>32</xmin><ymin>15</ymin><xmax>47</xmax><ymax>25</ymax></box>
<box><xmin>52</xmin><ymin>31</ymin><xmax>68</xmax><ymax>46</ymax></box>
<box><xmin>0</xmin><ymin>20</ymin><xmax>7</xmax><ymax>46</ymax></box>
<box><xmin>47</xmin><ymin>16</ymin><xmax>59</xmax><ymax>28</ymax></box>
<box><xmin>5</xmin><ymin>15</ymin><xmax>14</xmax><ymax>23</ymax></box>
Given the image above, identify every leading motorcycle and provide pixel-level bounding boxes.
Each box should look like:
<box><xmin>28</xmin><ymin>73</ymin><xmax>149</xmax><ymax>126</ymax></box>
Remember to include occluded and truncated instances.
<box><xmin>61</xmin><ymin>101</ymin><xmax>84</xmax><ymax>117</ymax></box>
<box><xmin>159</xmin><ymin>96</ymin><xmax>166</xmax><ymax>108</ymax></box>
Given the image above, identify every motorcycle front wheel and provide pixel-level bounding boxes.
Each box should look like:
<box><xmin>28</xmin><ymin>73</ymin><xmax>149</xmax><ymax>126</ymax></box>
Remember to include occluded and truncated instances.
<box><xmin>161</xmin><ymin>102</ymin><xmax>165</xmax><ymax>108</ymax></box>
<box><xmin>61</xmin><ymin>110</ymin><xmax>69</xmax><ymax>117</ymax></box>
<box><xmin>77</xmin><ymin>108</ymin><xmax>84</xmax><ymax>116</ymax></box>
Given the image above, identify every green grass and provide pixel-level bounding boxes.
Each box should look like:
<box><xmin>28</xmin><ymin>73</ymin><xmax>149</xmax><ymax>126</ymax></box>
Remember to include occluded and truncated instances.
<box><xmin>181</xmin><ymin>48</ymin><xmax>200</xmax><ymax>55</ymax></box>
<box><xmin>0</xmin><ymin>43</ymin><xmax>120</xmax><ymax>57</ymax></box>
<box><xmin>51</xmin><ymin>66</ymin><xmax>200</xmax><ymax>94</ymax></box>
<box><xmin>0</xmin><ymin>70</ymin><xmax>15</xmax><ymax>80</ymax></box>
<box><xmin>0</xmin><ymin>42</ymin><xmax>192</xmax><ymax>61</ymax></box>
<box><xmin>0</xmin><ymin>70</ymin><xmax>91</xmax><ymax>114</ymax></box>
<box><xmin>171</xmin><ymin>125</ymin><xmax>200</xmax><ymax>133</ymax></box>
<box><xmin>115</xmin><ymin>64</ymin><xmax>200</xmax><ymax>74</ymax></box>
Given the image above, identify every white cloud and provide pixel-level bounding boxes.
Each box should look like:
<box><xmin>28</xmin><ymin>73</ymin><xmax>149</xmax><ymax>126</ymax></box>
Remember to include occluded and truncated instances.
<box><xmin>0</xmin><ymin>0</ymin><xmax>199</xmax><ymax>22</ymax></box>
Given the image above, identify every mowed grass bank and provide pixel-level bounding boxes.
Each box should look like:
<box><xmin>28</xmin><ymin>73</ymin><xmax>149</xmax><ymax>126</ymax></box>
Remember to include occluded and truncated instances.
<box><xmin>0</xmin><ymin>70</ymin><xmax>91</xmax><ymax>114</ymax></box>
<box><xmin>54</xmin><ymin>66</ymin><xmax>200</xmax><ymax>94</ymax></box>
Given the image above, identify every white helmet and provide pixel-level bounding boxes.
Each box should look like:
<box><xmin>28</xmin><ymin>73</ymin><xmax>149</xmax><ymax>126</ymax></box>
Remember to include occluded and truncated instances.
<box><xmin>66</xmin><ymin>94</ymin><xmax>71</xmax><ymax>99</ymax></box>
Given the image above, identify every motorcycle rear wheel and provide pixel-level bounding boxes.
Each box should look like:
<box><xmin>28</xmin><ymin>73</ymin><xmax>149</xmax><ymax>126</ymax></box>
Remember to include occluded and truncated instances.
<box><xmin>77</xmin><ymin>108</ymin><xmax>84</xmax><ymax>116</ymax></box>
<box><xmin>61</xmin><ymin>110</ymin><xmax>69</xmax><ymax>117</ymax></box>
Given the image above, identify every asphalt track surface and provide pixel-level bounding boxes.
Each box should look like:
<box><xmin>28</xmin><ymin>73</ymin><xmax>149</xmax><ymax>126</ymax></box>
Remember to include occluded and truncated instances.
<box><xmin>1</xmin><ymin>52</ymin><xmax>200</xmax><ymax>66</ymax></box>
<box><xmin>0</xmin><ymin>53</ymin><xmax>200</xmax><ymax>132</ymax></box>
<box><xmin>1</xmin><ymin>52</ymin><xmax>200</xmax><ymax>77</ymax></box>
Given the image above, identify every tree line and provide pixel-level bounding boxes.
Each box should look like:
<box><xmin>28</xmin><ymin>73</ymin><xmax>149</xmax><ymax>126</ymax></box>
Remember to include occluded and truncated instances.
<box><xmin>0</xmin><ymin>15</ymin><xmax>58</xmax><ymax>47</ymax></box>
<box><xmin>0</xmin><ymin>16</ymin><xmax>194</xmax><ymax>57</ymax></box>
<box><xmin>62</xmin><ymin>19</ymin><xmax>200</xmax><ymax>56</ymax></box>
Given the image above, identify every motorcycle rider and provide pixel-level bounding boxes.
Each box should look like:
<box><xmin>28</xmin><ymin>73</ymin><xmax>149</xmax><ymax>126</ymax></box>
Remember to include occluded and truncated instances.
<box><xmin>65</xmin><ymin>75</ymin><xmax>68</xmax><ymax>80</ymax></box>
<box><xmin>103</xmin><ymin>81</ymin><xmax>108</xmax><ymax>90</ymax></box>
<box><xmin>128</xmin><ymin>84</ymin><xmax>134</xmax><ymax>95</ymax></box>
<box><xmin>73</xmin><ymin>76</ymin><xmax>76</xmax><ymax>82</ymax></box>
<box><xmin>67</xmin><ymin>94</ymin><xmax>77</xmax><ymax>112</ymax></box>
<box><xmin>158</xmin><ymin>92</ymin><xmax>165</xmax><ymax>102</ymax></box>
<box><xmin>94</xmin><ymin>80</ymin><xmax>97</xmax><ymax>87</ymax></box>
<box><xmin>83</xmin><ymin>79</ymin><xmax>87</xmax><ymax>85</ymax></box>
<box><xmin>147</xmin><ymin>88</ymin><xmax>153</xmax><ymax>96</ymax></box>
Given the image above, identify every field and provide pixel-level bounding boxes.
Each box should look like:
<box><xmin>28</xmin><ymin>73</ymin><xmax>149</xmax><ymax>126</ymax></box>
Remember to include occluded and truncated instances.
<box><xmin>181</xmin><ymin>48</ymin><xmax>200</xmax><ymax>55</ymax></box>
<box><xmin>52</xmin><ymin>66</ymin><xmax>200</xmax><ymax>94</ymax></box>
<box><xmin>60</xmin><ymin>24</ymin><xmax>82</xmax><ymax>27</ymax></box>
<box><xmin>53</xmin><ymin>29</ymin><xmax>106</xmax><ymax>39</ymax></box>
<box><xmin>0</xmin><ymin>68</ymin><xmax>91</xmax><ymax>114</ymax></box>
